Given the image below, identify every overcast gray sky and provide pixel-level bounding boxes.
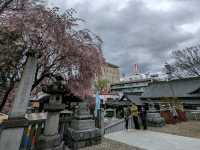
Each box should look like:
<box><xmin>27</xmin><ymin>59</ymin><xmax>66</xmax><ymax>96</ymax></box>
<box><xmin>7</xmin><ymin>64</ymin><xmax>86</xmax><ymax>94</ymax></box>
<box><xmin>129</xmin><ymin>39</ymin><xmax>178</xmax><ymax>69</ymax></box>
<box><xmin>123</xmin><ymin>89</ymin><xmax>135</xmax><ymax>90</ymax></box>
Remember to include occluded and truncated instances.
<box><xmin>48</xmin><ymin>0</ymin><xmax>200</xmax><ymax>75</ymax></box>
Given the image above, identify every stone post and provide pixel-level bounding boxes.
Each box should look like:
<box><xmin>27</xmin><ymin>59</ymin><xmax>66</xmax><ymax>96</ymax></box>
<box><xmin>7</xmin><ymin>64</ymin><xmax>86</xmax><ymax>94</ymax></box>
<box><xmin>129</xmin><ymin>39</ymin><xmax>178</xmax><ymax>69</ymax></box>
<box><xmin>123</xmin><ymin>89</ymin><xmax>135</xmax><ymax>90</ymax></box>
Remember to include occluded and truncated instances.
<box><xmin>0</xmin><ymin>51</ymin><xmax>37</xmax><ymax>150</ymax></box>
<box><xmin>112</xmin><ymin>109</ymin><xmax>117</xmax><ymax>118</ymax></box>
<box><xmin>96</xmin><ymin>109</ymin><xmax>104</xmax><ymax>132</ymax></box>
<box><xmin>100</xmin><ymin>108</ymin><xmax>104</xmax><ymax>135</ymax></box>
<box><xmin>96</xmin><ymin>109</ymin><xmax>100</xmax><ymax>128</ymax></box>
<box><xmin>37</xmin><ymin>79</ymin><xmax>65</xmax><ymax>150</ymax></box>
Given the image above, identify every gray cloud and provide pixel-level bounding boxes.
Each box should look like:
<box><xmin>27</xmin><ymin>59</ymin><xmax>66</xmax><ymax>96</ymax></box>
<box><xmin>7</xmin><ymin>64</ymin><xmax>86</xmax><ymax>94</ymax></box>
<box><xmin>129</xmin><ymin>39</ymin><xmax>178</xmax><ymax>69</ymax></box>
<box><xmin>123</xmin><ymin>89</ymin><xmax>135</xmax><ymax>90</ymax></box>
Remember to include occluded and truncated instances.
<box><xmin>48</xmin><ymin>0</ymin><xmax>200</xmax><ymax>75</ymax></box>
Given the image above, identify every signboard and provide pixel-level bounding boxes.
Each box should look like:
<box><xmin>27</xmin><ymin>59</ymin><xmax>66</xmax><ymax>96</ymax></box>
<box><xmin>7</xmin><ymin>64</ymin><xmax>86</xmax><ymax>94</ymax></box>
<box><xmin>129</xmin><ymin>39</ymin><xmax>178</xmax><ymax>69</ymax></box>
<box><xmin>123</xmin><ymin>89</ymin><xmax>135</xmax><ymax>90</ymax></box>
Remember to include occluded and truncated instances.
<box><xmin>32</xmin><ymin>101</ymin><xmax>40</xmax><ymax>108</ymax></box>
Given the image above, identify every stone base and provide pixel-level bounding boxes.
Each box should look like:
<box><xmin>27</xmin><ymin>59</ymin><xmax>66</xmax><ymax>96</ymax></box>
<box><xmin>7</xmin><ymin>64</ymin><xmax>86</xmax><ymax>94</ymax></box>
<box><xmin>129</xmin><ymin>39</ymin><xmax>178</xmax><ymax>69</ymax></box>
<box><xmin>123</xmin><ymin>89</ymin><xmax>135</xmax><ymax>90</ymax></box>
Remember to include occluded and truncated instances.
<box><xmin>65</xmin><ymin>128</ymin><xmax>102</xmax><ymax>150</ymax></box>
<box><xmin>36</xmin><ymin>134</ymin><xmax>64</xmax><ymax>150</ymax></box>
<box><xmin>42</xmin><ymin>142</ymin><xmax>64</xmax><ymax>150</ymax></box>
<box><xmin>147</xmin><ymin>112</ymin><xmax>165</xmax><ymax>127</ymax></box>
<box><xmin>71</xmin><ymin>119</ymin><xmax>95</xmax><ymax>130</ymax></box>
<box><xmin>68</xmin><ymin>137</ymin><xmax>101</xmax><ymax>150</ymax></box>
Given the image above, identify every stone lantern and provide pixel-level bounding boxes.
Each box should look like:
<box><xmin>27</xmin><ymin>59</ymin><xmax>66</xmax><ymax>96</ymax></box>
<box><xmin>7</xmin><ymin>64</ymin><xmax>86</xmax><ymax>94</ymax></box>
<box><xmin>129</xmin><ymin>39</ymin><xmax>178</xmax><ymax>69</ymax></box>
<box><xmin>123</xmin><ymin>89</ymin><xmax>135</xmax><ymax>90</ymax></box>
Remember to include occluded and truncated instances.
<box><xmin>147</xmin><ymin>102</ymin><xmax>165</xmax><ymax>127</ymax></box>
<box><xmin>37</xmin><ymin>76</ymin><xmax>66</xmax><ymax>150</ymax></box>
<box><xmin>65</xmin><ymin>101</ymin><xmax>102</xmax><ymax>149</ymax></box>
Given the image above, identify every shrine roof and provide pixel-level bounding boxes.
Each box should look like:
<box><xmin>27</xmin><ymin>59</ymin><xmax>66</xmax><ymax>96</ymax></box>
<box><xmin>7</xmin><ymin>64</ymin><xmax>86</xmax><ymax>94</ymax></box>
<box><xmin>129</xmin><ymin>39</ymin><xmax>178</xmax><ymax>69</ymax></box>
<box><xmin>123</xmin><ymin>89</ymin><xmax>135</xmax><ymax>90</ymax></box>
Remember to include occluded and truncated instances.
<box><xmin>142</xmin><ymin>77</ymin><xmax>200</xmax><ymax>98</ymax></box>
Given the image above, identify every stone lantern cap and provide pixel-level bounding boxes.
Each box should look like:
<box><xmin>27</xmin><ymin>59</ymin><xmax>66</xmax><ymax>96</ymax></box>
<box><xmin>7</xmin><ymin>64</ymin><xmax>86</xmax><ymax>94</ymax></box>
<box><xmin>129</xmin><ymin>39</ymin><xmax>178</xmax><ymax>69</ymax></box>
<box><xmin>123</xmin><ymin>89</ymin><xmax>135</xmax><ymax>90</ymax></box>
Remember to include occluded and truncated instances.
<box><xmin>42</xmin><ymin>74</ymin><xmax>66</xmax><ymax>94</ymax></box>
<box><xmin>42</xmin><ymin>81</ymin><xmax>66</xmax><ymax>94</ymax></box>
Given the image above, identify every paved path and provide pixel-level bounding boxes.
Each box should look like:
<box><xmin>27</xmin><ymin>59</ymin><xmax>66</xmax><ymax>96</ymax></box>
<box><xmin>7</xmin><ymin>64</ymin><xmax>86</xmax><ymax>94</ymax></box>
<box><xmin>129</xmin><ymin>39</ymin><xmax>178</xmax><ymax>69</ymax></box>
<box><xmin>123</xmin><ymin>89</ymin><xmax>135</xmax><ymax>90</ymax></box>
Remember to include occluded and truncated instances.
<box><xmin>80</xmin><ymin>138</ymin><xmax>144</xmax><ymax>150</ymax></box>
<box><xmin>105</xmin><ymin>129</ymin><xmax>200</xmax><ymax>150</ymax></box>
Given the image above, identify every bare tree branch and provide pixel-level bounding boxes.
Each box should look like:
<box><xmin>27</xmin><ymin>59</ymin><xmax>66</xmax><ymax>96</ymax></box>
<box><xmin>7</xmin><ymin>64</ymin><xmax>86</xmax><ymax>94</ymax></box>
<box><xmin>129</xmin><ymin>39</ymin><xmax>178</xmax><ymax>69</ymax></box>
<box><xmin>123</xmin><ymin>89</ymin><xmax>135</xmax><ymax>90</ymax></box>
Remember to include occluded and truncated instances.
<box><xmin>0</xmin><ymin>0</ymin><xmax>14</xmax><ymax>14</ymax></box>
<box><xmin>165</xmin><ymin>45</ymin><xmax>200</xmax><ymax>78</ymax></box>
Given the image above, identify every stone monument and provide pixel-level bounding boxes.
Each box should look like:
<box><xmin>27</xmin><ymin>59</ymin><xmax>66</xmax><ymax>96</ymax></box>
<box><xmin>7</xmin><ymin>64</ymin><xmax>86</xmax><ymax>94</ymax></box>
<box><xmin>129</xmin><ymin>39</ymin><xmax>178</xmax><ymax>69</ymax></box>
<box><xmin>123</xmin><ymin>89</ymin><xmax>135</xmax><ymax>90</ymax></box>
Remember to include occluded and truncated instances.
<box><xmin>0</xmin><ymin>51</ymin><xmax>37</xmax><ymax>150</ymax></box>
<box><xmin>36</xmin><ymin>76</ymin><xmax>65</xmax><ymax>150</ymax></box>
<box><xmin>65</xmin><ymin>101</ymin><xmax>102</xmax><ymax>150</ymax></box>
<box><xmin>147</xmin><ymin>103</ymin><xmax>165</xmax><ymax>127</ymax></box>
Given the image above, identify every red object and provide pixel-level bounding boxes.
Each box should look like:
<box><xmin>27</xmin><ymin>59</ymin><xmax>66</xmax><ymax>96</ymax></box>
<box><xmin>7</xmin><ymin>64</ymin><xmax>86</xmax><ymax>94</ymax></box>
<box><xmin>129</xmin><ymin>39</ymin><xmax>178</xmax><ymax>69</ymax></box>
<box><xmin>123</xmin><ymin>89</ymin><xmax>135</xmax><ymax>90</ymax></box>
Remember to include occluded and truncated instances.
<box><xmin>177</xmin><ymin>111</ymin><xmax>187</xmax><ymax>122</ymax></box>
<box><xmin>161</xmin><ymin>111</ymin><xmax>176</xmax><ymax>124</ymax></box>
<box><xmin>32</xmin><ymin>136</ymin><xmax>36</xmax><ymax>145</ymax></box>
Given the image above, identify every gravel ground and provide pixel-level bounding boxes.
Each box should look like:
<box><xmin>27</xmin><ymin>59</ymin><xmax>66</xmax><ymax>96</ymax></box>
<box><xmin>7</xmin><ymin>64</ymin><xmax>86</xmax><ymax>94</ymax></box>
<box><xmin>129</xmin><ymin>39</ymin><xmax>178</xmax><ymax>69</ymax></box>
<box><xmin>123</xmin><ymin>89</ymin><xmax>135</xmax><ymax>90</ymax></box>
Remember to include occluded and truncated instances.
<box><xmin>80</xmin><ymin>138</ymin><xmax>145</xmax><ymax>150</ymax></box>
<box><xmin>149</xmin><ymin>121</ymin><xmax>200</xmax><ymax>138</ymax></box>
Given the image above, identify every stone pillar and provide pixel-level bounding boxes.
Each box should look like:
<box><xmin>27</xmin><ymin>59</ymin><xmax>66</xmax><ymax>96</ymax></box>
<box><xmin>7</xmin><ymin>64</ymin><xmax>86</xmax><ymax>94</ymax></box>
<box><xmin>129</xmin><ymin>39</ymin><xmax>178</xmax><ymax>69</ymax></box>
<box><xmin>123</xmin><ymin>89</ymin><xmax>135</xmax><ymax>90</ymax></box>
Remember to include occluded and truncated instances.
<box><xmin>0</xmin><ymin>52</ymin><xmax>37</xmax><ymax>150</ymax></box>
<box><xmin>44</xmin><ymin>112</ymin><xmax>60</xmax><ymax>136</ymax></box>
<box><xmin>37</xmin><ymin>80</ymin><xmax>65</xmax><ymax>150</ymax></box>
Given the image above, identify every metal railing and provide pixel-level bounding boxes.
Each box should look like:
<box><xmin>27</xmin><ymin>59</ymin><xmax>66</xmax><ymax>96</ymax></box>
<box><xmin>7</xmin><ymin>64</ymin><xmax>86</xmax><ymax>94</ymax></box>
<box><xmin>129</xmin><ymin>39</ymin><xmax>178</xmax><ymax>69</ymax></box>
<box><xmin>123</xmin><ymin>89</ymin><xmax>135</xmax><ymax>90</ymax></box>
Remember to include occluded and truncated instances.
<box><xmin>185</xmin><ymin>110</ymin><xmax>200</xmax><ymax>120</ymax></box>
<box><xmin>104</xmin><ymin>117</ymin><xmax>134</xmax><ymax>135</ymax></box>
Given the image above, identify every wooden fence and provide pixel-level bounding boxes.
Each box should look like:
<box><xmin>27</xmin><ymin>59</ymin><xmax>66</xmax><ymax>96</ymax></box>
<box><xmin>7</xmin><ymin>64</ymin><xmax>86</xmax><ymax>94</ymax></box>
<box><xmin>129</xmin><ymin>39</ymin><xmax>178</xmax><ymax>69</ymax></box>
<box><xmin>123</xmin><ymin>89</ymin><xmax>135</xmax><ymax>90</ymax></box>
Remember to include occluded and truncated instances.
<box><xmin>19</xmin><ymin>119</ymin><xmax>45</xmax><ymax>150</ymax></box>
<box><xmin>0</xmin><ymin>115</ymin><xmax>46</xmax><ymax>150</ymax></box>
<box><xmin>0</xmin><ymin>112</ymin><xmax>73</xmax><ymax>150</ymax></box>
<box><xmin>1</xmin><ymin>111</ymin><xmax>132</xmax><ymax>147</ymax></box>
<box><xmin>19</xmin><ymin>113</ymin><xmax>47</xmax><ymax>150</ymax></box>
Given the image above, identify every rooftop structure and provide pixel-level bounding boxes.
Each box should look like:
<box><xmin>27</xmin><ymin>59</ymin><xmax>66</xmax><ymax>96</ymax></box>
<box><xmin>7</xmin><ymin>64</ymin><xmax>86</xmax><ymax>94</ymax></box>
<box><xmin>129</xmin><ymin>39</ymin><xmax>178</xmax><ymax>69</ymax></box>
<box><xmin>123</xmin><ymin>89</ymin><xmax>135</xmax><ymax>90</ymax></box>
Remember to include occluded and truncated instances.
<box><xmin>111</xmin><ymin>78</ymin><xmax>152</xmax><ymax>95</ymax></box>
<box><xmin>141</xmin><ymin>76</ymin><xmax>200</xmax><ymax>110</ymax></box>
<box><xmin>142</xmin><ymin>77</ymin><xmax>200</xmax><ymax>98</ymax></box>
